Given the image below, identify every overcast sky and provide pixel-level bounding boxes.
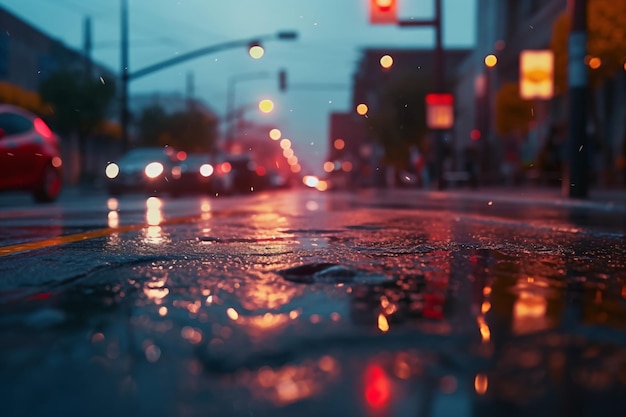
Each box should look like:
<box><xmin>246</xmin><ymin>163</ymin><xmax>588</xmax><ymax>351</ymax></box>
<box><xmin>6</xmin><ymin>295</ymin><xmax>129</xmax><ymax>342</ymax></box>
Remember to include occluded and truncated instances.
<box><xmin>3</xmin><ymin>0</ymin><xmax>476</xmax><ymax>174</ymax></box>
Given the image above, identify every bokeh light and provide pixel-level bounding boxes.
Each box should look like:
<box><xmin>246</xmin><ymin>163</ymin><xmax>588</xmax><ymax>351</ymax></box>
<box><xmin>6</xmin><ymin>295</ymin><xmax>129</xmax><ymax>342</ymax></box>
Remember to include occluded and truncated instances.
<box><xmin>269</xmin><ymin>128</ymin><xmax>282</xmax><ymax>140</ymax></box>
<box><xmin>259</xmin><ymin>99</ymin><xmax>274</xmax><ymax>113</ymax></box>
<box><xmin>356</xmin><ymin>103</ymin><xmax>368</xmax><ymax>116</ymax></box>
<box><xmin>280</xmin><ymin>138</ymin><xmax>292</xmax><ymax>149</ymax></box>
<box><xmin>334</xmin><ymin>138</ymin><xmax>345</xmax><ymax>150</ymax></box>
<box><xmin>484</xmin><ymin>54</ymin><xmax>497</xmax><ymax>68</ymax></box>
<box><xmin>588</xmin><ymin>57</ymin><xmax>601</xmax><ymax>69</ymax></box>
<box><xmin>249</xmin><ymin>45</ymin><xmax>265</xmax><ymax>59</ymax></box>
<box><xmin>323</xmin><ymin>161</ymin><xmax>334</xmax><ymax>173</ymax></box>
<box><xmin>380</xmin><ymin>54</ymin><xmax>393</xmax><ymax>69</ymax></box>
<box><xmin>105</xmin><ymin>163</ymin><xmax>119</xmax><ymax>179</ymax></box>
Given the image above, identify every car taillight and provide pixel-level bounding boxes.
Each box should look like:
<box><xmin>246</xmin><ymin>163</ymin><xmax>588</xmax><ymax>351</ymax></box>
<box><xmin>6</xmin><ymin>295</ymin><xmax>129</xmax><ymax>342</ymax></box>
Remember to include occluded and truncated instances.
<box><xmin>34</xmin><ymin>117</ymin><xmax>54</xmax><ymax>140</ymax></box>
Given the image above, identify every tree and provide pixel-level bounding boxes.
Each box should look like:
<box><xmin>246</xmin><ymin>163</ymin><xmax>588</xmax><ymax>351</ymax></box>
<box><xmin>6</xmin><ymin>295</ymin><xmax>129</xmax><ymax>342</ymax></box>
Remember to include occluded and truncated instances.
<box><xmin>494</xmin><ymin>82</ymin><xmax>534</xmax><ymax>138</ymax></box>
<box><xmin>366</xmin><ymin>72</ymin><xmax>431</xmax><ymax>168</ymax></box>
<box><xmin>39</xmin><ymin>70</ymin><xmax>116</xmax><ymax>178</ymax></box>
<box><xmin>550</xmin><ymin>0</ymin><xmax>626</xmax><ymax>93</ymax></box>
<box><xmin>137</xmin><ymin>104</ymin><xmax>168</xmax><ymax>147</ymax></box>
<box><xmin>137</xmin><ymin>104</ymin><xmax>219</xmax><ymax>153</ymax></box>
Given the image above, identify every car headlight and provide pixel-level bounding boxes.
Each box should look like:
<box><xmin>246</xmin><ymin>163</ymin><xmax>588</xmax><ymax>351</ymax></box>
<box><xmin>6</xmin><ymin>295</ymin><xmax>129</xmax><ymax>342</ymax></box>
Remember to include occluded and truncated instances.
<box><xmin>145</xmin><ymin>162</ymin><xmax>164</xmax><ymax>179</ymax></box>
<box><xmin>105</xmin><ymin>163</ymin><xmax>120</xmax><ymax>179</ymax></box>
<box><xmin>199</xmin><ymin>164</ymin><xmax>214</xmax><ymax>178</ymax></box>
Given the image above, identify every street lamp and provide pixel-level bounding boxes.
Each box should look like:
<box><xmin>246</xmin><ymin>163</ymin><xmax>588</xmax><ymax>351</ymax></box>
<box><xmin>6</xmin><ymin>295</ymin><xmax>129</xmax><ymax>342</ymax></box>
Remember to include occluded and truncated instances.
<box><xmin>119</xmin><ymin>0</ymin><xmax>298</xmax><ymax>151</ymax></box>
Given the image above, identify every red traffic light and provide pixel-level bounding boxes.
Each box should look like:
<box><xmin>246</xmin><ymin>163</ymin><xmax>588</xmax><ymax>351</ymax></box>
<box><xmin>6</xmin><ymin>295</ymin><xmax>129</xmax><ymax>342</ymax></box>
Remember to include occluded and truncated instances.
<box><xmin>370</xmin><ymin>0</ymin><xmax>397</xmax><ymax>24</ymax></box>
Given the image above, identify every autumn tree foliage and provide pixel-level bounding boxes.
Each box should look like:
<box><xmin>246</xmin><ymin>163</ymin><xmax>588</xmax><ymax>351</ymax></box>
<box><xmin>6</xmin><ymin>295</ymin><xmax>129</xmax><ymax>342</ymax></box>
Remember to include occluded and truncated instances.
<box><xmin>550</xmin><ymin>0</ymin><xmax>626</xmax><ymax>93</ymax></box>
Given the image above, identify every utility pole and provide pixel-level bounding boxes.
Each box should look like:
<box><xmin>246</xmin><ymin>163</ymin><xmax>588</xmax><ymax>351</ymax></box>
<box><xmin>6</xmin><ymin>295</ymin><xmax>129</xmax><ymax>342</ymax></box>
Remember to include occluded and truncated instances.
<box><xmin>120</xmin><ymin>0</ymin><xmax>130</xmax><ymax>152</ymax></box>
<box><xmin>186</xmin><ymin>71</ymin><xmax>195</xmax><ymax>111</ymax></box>
<box><xmin>399</xmin><ymin>0</ymin><xmax>446</xmax><ymax>190</ymax></box>
<box><xmin>567</xmin><ymin>0</ymin><xmax>588</xmax><ymax>198</ymax></box>
<box><xmin>83</xmin><ymin>16</ymin><xmax>92</xmax><ymax>79</ymax></box>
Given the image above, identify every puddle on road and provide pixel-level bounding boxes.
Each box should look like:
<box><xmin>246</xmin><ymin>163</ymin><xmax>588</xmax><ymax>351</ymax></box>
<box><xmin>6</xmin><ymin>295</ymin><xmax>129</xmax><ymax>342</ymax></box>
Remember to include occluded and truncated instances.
<box><xmin>1</xmin><ymin>212</ymin><xmax>626</xmax><ymax>416</ymax></box>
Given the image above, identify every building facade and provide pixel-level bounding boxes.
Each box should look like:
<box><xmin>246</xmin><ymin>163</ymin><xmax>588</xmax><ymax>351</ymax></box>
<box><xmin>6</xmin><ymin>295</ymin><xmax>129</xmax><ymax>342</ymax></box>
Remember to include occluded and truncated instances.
<box><xmin>454</xmin><ymin>0</ymin><xmax>626</xmax><ymax>187</ymax></box>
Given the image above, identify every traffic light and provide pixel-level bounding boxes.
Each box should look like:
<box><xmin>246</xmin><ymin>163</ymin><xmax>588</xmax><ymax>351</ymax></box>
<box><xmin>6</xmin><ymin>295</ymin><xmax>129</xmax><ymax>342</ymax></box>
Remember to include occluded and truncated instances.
<box><xmin>278</xmin><ymin>69</ymin><xmax>287</xmax><ymax>92</ymax></box>
<box><xmin>370</xmin><ymin>0</ymin><xmax>397</xmax><ymax>24</ymax></box>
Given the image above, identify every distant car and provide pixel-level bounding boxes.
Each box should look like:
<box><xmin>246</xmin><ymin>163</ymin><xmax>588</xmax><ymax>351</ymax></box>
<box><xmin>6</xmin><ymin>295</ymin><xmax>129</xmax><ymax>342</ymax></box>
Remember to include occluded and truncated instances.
<box><xmin>225</xmin><ymin>154</ymin><xmax>265</xmax><ymax>193</ymax></box>
<box><xmin>0</xmin><ymin>104</ymin><xmax>63</xmax><ymax>202</ymax></box>
<box><xmin>104</xmin><ymin>147</ymin><xmax>179</xmax><ymax>196</ymax></box>
<box><xmin>171</xmin><ymin>153</ymin><xmax>229</xmax><ymax>196</ymax></box>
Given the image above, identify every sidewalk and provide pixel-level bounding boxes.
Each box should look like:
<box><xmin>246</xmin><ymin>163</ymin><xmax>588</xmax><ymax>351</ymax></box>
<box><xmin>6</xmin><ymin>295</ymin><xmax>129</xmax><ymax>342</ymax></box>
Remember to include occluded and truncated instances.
<box><xmin>429</xmin><ymin>186</ymin><xmax>626</xmax><ymax>212</ymax></box>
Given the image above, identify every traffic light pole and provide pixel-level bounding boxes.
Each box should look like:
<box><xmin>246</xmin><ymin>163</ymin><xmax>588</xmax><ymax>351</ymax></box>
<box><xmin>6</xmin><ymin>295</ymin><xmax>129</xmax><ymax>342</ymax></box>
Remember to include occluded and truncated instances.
<box><xmin>567</xmin><ymin>0</ymin><xmax>589</xmax><ymax>198</ymax></box>
<box><xmin>399</xmin><ymin>0</ymin><xmax>446</xmax><ymax>190</ymax></box>
<box><xmin>118</xmin><ymin>1</ymin><xmax>297</xmax><ymax>152</ymax></box>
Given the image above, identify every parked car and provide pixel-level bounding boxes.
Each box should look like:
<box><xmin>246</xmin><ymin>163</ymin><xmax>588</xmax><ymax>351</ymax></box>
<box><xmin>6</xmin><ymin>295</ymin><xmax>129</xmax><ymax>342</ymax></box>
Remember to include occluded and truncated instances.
<box><xmin>104</xmin><ymin>147</ymin><xmax>179</xmax><ymax>196</ymax></box>
<box><xmin>0</xmin><ymin>104</ymin><xmax>63</xmax><ymax>202</ymax></box>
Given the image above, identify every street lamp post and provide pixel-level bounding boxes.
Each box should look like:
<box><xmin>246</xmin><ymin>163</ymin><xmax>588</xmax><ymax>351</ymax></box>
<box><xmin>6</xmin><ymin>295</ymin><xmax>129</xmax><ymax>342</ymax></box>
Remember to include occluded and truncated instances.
<box><xmin>567</xmin><ymin>0</ymin><xmax>589</xmax><ymax>198</ymax></box>
<box><xmin>118</xmin><ymin>0</ymin><xmax>297</xmax><ymax>151</ymax></box>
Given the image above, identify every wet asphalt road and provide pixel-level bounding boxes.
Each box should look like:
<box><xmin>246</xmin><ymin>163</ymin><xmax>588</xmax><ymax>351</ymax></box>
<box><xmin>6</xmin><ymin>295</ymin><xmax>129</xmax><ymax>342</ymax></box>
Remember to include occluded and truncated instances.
<box><xmin>0</xmin><ymin>187</ymin><xmax>625</xmax><ymax>417</ymax></box>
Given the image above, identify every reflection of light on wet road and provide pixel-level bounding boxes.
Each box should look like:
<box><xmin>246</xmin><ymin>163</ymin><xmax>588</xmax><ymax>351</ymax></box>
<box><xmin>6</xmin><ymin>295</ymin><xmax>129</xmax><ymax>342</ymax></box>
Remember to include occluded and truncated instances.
<box><xmin>142</xmin><ymin>197</ymin><xmax>168</xmax><ymax>245</ymax></box>
<box><xmin>146</xmin><ymin>197</ymin><xmax>163</xmax><ymax>226</ymax></box>
<box><xmin>474</xmin><ymin>373</ymin><xmax>488</xmax><ymax>395</ymax></box>
<box><xmin>513</xmin><ymin>283</ymin><xmax>548</xmax><ymax>335</ymax></box>
<box><xmin>377</xmin><ymin>313</ymin><xmax>389</xmax><ymax>333</ymax></box>
<box><xmin>107</xmin><ymin>211</ymin><xmax>119</xmax><ymax>228</ymax></box>
<box><xmin>200</xmin><ymin>198</ymin><xmax>211</xmax><ymax>220</ymax></box>
<box><xmin>478</xmin><ymin>316</ymin><xmax>491</xmax><ymax>343</ymax></box>
<box><xmin>143</xmin><ymin>274</ymin><xmax>169</xmax><ymax>304</ymax></box>
<box><xmin>236</xmin><ymin>357</ymin><xmax>340</xmax><ymax>406</ymax></box>
<box><xmin>364</xmin><ymin>364</ymin><xmax>391</xmax><ymax>410</ymax></box>
<box><xmin>240</xmin><ymin>280</ymin><xmax>301</xmax><ymax>311</ymax></box>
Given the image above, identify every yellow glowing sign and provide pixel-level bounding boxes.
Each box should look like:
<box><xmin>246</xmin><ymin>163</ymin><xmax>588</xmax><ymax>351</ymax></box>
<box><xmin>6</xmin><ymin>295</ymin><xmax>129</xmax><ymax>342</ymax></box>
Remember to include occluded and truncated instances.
<box><xmin>520</xmin><ymin>50</ymin><xmax>554</xmax><ymax>100</ymax></box>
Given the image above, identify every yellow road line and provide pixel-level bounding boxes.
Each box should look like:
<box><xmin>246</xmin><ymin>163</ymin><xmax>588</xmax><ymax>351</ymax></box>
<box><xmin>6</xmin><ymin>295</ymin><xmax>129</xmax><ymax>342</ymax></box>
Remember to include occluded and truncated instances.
<box><xmin>0</xmin><ymin>214</ymin><xmax>205</xmax><ymax>257</ymax></box>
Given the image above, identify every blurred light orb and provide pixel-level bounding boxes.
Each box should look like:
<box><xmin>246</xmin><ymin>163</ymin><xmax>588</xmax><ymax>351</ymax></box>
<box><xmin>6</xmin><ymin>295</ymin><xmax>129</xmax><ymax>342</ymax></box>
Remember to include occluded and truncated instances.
<box><xmin>51</xmin><ymin>156</ymin><xmax>63</xmax><ymax>168</ymax></box>
<box><xmin>259</xmin><ymin>99</ymin><xmax>274</xmax><ymax>113</ymax></box>
<box><xmin>356</xmin><ymin>103</ymin><xmax>368</xmax><ymax>116</ymax></box>
<box><xmin>380</xmin><ymin>54</ymin><xmax>393</xmax><ymax>69</ymax></box>
<box><xmin>249</xmin><ymin>45</ymin><xmax>265</xmax><ymax>59</ymax></box>
<box><xmin>269</xmin><ymin>128</ymin><xmax>282</xmax><ymax>140</ymax></box>
<box><xmin>105</xmin><ymin>163</ymin><xmax>120</xmax><ymax>179</ymax></box>
<box><xmin>290</xmin><ymin>164</ymin><xmax>301</xmax><ymax>173</ymax></box>
<box><xmin>145</xmin><ymin>162</ymin><xmax>164</xmax><ymax>178</ymax></box>
<box><xmin>283</xmin><ymin>148</ymin><xmax>294</xmax><ymax>158</ymax></box>
<box><xmin>315</xmin><ymin>180</ymin><xmax>328</xmax><ymax>192</ymax></box>
<box><xmin>334</xmin><ymin>138</ymin><xmax>345</xmax><ymax>150</ymax></box>
<box><xmin>287</xmin><ymin>155</ymin><xmax>298</xmax><ymax>165</ymax></box>
<box><xmin>323</xmin><ymin>161</ymin><xmax>335</xmax><ymax>173</ymax></box>
<box><xmin>484</xmin><ymin>54</ymin><xmax>497</xmax><ymax>68</ymax></box>
<box><xmin>588</xmin><ymin>57</ymin><xmax>601</xmax><ymax>69</ymax></box>
<box><xmin>200</xmin><ymin>164</ymin><xmax>214</xmax><ymax>177</ymax></box>
<box><xmin>280</xmin><ymin>138</ymin><xmax>292</xmax><ymax>149</ymax></box>
<box><xmin>303</xmin><ymin>175</ymin><xmax>319</xmax><ymax>188</ymax></box>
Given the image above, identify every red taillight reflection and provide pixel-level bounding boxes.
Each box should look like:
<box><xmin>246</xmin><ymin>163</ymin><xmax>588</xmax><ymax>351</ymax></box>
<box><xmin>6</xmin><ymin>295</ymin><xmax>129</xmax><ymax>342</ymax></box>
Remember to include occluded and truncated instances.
<box><xmin>364</xmin><ymin>364</ymin><xmax>391</xmax><ymax>409</ymax></box>
<box><xmin>34</xmin><ymin>118</ymin><xmax>53</xmax><ymax>140</ymax></box>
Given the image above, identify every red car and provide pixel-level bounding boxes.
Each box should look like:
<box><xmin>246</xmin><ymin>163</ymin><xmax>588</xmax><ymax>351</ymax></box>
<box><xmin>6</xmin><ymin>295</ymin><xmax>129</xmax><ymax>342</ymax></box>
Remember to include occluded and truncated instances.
<box><xmin>0</xmin><ymin>104</ymin><xmax>63</xmax><ymax>202</ymax></box>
